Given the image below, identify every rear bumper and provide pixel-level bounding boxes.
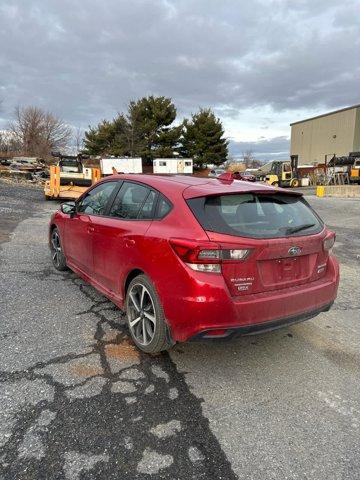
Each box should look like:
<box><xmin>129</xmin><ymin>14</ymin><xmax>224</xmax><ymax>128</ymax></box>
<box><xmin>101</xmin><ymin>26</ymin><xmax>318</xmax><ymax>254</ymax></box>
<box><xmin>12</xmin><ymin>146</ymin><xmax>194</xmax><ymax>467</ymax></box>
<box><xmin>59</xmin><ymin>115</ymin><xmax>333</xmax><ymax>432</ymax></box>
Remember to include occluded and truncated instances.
<box><xmin>192</xmin><ymin>302</ymin><xmax>333</xmax><ymax>340</ymax></box>
<box><xmin>165</xmin><ymin>255</ymin><xmax>339</xmax><ymax>342</ymax></box>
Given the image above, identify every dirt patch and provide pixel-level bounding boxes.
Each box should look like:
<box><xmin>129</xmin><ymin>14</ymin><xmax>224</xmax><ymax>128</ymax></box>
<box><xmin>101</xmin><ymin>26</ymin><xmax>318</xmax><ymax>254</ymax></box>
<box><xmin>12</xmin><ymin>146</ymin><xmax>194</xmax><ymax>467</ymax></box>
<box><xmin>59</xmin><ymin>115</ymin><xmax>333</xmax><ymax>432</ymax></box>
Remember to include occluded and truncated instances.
<box><xmin>70</xmin><ymin>364</ymin><xmax>104</xmax><ymax>377</ymax></box>
<box><xmin>102</xmin><ymin>331</ymin><xmax>119</xmax><ymax>342</ymax></box>
<box><xmin>105</xmin><ymin>340</ymin><xmax>140</xmax><ymax>362</ymax></box>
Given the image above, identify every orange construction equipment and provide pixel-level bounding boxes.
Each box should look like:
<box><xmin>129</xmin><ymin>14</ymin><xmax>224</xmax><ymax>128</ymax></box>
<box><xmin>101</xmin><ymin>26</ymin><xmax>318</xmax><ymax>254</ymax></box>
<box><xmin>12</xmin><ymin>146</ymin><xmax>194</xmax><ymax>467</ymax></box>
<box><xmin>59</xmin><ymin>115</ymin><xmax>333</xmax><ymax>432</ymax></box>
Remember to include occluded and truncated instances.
<box><xmin>44</xmin><ymin>164</ymin><xmax>101</xmax><ymax>200</ymax></box>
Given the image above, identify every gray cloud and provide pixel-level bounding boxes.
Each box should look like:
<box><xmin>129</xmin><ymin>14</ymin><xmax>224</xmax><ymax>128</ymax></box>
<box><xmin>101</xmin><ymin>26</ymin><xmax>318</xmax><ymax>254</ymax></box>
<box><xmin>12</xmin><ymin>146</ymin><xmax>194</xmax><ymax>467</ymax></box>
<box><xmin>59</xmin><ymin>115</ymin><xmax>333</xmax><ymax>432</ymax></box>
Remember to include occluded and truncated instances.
<box><xmin>0</xmin><ymin>0</ymin><xmax>359</xmax><ymax>134</ymax></box>
<box><xmin>229</xmin><ymin>136</ymin><xmax>290</xmax><ymax>161</ymax></box>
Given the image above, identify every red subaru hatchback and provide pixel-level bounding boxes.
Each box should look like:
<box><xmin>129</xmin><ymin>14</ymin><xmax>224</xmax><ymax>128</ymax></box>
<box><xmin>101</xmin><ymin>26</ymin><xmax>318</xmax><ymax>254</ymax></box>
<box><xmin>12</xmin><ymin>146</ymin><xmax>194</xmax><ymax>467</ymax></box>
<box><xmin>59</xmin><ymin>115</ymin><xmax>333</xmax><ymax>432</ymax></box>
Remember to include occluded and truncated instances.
<box><xmin>49</xmin><ymin>174</ymin><xmax>339</xmax><ymax>353</ymax></box>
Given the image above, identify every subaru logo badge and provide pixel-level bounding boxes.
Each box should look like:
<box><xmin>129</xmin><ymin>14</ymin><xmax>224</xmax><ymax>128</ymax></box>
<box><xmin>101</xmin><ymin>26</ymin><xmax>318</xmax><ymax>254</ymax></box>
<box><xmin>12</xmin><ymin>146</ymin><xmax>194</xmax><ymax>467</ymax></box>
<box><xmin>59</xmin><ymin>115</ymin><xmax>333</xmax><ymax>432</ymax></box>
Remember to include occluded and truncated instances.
<box><xmin>288</xmin><ymin>246</ymin><xmax>301</xmax><ymax>256</ymax></box>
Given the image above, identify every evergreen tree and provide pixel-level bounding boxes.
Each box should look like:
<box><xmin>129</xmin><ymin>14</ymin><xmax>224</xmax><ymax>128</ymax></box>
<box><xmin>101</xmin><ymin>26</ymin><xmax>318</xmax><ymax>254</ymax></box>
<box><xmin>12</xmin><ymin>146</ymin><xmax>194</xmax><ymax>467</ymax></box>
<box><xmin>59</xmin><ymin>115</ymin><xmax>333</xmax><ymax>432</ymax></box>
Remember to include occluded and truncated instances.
<box><xmin>84</xmin><ymin>115</ymin><xmax>129</xmax><ymax>156</ymax></box>
<box><xmin>128</xmin><ymin>96</ymin><xmax>182</xmax><ymax>163</ymax></box>
<box><xmin>83</xmin><ymin>96</ymin><xmax>182</xmax><ymax>162</ymax></box>
<box><xmin>180</xmin><ymin>109</ymin><xmax>228</xmax><ymax>166</ymax></box>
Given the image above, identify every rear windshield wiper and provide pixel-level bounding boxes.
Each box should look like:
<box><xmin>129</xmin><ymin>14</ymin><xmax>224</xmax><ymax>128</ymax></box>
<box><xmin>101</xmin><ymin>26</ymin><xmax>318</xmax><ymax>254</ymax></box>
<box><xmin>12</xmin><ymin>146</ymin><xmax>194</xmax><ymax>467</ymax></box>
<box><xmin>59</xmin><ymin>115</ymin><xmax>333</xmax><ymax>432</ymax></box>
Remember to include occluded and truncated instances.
<box><xmin>283</xmin><ymin>223</ymin><xmax>316</xmax><ymax>235</ymax></box>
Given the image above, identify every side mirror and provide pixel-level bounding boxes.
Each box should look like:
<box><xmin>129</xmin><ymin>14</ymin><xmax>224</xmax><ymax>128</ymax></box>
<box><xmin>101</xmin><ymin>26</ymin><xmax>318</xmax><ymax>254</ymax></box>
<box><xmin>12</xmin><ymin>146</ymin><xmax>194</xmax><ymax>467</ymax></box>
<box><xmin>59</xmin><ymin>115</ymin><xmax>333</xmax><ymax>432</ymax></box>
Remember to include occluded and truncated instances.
<box><xmin>60</xmin><ymin>201</ymin><xmax>76</xmax><ymax>217</ymax></box>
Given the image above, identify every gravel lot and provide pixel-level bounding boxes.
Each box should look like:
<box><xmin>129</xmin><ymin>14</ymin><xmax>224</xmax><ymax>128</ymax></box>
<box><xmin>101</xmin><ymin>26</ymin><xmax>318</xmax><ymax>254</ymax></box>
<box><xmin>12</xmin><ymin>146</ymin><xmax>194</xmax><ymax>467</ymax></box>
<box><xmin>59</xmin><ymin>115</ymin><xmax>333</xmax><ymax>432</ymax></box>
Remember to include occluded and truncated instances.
<box><xmin>0</xmin><ymin>179</ymin><xmax>359</xmax><ymax>480</ymax></box>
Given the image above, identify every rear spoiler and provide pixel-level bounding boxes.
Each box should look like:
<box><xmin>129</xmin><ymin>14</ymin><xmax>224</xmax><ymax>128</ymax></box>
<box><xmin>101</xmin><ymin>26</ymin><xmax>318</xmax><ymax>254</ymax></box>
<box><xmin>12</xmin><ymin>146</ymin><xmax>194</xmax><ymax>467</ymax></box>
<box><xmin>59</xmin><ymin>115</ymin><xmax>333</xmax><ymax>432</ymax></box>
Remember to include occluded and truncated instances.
<box><xmin>218</xmin><ymin>172</ymin><xmax>236</xmax><ymax>182</ymax></box>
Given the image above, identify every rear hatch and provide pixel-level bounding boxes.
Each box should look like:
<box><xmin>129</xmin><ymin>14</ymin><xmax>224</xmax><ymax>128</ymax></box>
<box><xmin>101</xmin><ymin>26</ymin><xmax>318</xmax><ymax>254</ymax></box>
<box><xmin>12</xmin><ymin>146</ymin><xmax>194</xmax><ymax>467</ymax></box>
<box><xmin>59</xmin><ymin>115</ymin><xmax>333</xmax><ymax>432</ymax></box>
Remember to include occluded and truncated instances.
<box><xmin>186</xmin><ymin>189</ymin><xmax>332</xmax><ymax>296</ymax></box>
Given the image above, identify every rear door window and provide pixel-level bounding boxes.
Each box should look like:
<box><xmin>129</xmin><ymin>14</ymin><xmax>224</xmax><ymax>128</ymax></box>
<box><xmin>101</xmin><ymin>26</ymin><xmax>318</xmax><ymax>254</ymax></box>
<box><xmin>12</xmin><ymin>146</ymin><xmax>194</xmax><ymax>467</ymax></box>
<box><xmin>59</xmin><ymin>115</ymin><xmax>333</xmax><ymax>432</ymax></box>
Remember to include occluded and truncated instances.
<box><xmin>109</xmin><ymin>182</ymin><xmax>156</xmax><ymax>220</ymax></box>
<box><xmin>187</xmin><ymin>193</ymin><xmax>323</xmax><ymax>238</ymax></box>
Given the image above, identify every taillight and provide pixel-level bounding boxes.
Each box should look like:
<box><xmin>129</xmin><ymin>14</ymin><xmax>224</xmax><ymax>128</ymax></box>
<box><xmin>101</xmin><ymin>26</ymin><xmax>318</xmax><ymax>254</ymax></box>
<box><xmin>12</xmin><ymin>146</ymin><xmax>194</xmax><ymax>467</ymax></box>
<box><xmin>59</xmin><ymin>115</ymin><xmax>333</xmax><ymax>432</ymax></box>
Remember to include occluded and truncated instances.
<box><xmin>170</xmin><ymin>239</ymin><xmax>251</xmax><ymax>273</ymax></box>
<box><xmin>323</xmin><ymin>233</ymin><xmax>335</xmax><ymax>252</ymax></box>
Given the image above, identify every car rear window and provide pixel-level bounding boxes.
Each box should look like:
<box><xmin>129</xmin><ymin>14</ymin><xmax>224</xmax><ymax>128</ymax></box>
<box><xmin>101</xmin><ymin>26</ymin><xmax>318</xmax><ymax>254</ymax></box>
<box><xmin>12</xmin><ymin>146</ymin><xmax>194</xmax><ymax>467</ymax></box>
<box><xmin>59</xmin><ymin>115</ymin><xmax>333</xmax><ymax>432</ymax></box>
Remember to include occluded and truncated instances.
<box><xmin>187</xmin><ymin>193</ymin><xmax>323</xmax><ymax>238</ymax></box>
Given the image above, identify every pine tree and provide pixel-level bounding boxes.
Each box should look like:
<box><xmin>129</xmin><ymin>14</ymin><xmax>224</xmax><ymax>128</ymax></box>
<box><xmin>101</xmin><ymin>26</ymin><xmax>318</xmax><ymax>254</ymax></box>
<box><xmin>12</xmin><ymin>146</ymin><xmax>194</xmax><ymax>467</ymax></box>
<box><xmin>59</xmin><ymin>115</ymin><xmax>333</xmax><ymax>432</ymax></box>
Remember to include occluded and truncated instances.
<box><xmin>84</xmin><ymin>96</ymin><xmax>182</xmax><ymax>162</ymax></box>
<box><xmin>180</xmin><ymin>109</ymin><xmax>228</xmax><ymax>166</ymax></box>
<box><xmin>128</xmin><ymin>96</ymin><xmax>182</xmax><ymax>163</ymax></box>
<box><xmin>84</xmin><ymin>115</ymin><xmax>129</xmax><ymax>156</ymax></box>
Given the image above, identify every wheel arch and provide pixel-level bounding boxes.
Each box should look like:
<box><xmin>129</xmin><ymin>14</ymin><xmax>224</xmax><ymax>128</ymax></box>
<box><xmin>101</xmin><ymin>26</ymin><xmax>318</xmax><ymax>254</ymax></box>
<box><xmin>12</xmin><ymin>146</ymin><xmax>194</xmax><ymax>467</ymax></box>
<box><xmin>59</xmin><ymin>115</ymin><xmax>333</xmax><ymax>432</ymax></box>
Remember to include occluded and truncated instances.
<box><xmin>123</xmin><ymin>268</ymin><xmax>175</xmax><ymax>351</ymax></box>
<box><xmin>124</xmin><ymin>268</ymin><xmax>145</xmax><ymax>298</ymax></box>
<box><xmin>49</xmin><ymin>222</ymin><xmax>67</xmax><ymax>257</ymax></box>
<box><xmin>49</xmin><ymin>223</ymin><xmax>58</xmax><ymax>244</ymax></box>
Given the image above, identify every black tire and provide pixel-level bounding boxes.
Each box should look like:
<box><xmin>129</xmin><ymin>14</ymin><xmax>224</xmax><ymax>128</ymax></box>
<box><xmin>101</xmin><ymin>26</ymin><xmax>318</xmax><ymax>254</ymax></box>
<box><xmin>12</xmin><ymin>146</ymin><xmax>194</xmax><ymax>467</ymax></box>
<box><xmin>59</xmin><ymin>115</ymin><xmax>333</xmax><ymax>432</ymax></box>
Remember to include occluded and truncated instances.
<box><xmin>50</xmin><ymin>227</ymin><xmax>68</xmax><ymax>271</ymax></box>
<box><xmin>125</xmin><ymin>274</ymin><xmax>174</xmax><ymax>353</ymax></box>
<box><xmin>272</xmin><ymin>181</ymin><xmax>279</xmax><ymax>187</ymax></box>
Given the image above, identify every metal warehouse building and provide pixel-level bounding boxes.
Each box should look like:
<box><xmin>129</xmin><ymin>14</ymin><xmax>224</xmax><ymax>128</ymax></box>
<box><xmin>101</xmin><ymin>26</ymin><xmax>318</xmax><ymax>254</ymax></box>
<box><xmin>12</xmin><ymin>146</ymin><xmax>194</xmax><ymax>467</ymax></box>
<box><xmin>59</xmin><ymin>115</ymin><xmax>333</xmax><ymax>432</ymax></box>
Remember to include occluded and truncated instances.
<box><xmin>290</xmin><ymin>104</ymin><xmax>360</xmax><ymax>165</ymax></box>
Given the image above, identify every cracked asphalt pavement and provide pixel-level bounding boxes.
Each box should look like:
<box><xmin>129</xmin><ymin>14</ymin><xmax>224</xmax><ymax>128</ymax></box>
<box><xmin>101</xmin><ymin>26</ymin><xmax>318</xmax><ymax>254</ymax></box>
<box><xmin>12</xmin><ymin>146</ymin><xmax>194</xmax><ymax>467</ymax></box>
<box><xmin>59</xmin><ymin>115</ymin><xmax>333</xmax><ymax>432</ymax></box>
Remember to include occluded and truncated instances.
<box><xmin>0</xmin><ymin>179</ymin><xmax>359</xmax><ymax>479</ymax></box>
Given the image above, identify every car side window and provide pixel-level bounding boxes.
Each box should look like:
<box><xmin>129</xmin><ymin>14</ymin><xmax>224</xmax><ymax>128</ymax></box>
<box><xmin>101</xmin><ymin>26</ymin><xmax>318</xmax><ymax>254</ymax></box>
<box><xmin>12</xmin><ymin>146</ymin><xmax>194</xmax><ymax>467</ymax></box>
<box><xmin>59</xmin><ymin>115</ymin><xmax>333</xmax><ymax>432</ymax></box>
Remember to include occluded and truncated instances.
<box><xmin>138</xmin><ymin>190</ymin><xmax>157</xmax><ymax>219</ymax></box>
<box><xmin>155</xmin><ymin>195</ymin><xmax>172</xmax><ymax>219</ymax></box>
<box><xmin>109</xmin><ymin>182</ymin><xmax>154</xmax><ymax>220</ymax></box>
<box><xmin>77</xmin><ymin>182</ymin><xmax>117</xmax><ymax>215</ymax></box>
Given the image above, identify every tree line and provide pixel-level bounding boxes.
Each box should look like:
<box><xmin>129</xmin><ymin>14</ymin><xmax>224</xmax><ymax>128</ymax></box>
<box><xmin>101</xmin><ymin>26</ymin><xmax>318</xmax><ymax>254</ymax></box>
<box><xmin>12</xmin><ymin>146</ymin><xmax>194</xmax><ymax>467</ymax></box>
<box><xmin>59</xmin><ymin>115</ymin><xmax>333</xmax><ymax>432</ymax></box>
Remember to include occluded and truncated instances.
<box><xmin>1</xmin><ymin>97</ymin><xmax>228</xmax><ymax>166</ymax></box>
<box><xmin>84</xmin><ymin>96</ymin><xmax>228</xmax><ymax>165</ymax></box>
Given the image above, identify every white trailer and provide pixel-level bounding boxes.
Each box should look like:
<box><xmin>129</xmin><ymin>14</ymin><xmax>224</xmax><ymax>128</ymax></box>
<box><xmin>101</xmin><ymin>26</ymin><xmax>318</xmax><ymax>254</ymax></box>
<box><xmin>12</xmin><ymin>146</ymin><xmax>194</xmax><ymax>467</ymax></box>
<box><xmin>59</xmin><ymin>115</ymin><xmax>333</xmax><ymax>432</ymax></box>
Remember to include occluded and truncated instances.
<box><xmin>153</xmin><ymin>158</ymin><xmax>193</xmax><ymax>174</ymax></box>
<box><xmin>100</xmin><ymin>157</ymin><xmax>143</xmax><ymax>175</ymax></box>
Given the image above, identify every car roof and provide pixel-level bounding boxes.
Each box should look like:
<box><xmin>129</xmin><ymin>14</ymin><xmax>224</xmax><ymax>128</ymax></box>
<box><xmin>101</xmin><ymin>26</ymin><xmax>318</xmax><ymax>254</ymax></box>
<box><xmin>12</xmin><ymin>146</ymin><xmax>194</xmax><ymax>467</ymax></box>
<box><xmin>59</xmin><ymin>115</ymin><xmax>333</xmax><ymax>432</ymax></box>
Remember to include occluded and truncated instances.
<box><xmin>104</xmin><ymin>174</ymin><xmax>301</xmax><ymax>199</ymax></box>
<box><xmin>109</xmin><ymin>173</ymin><xmax>208</xmax><ymax>191</ymax></box>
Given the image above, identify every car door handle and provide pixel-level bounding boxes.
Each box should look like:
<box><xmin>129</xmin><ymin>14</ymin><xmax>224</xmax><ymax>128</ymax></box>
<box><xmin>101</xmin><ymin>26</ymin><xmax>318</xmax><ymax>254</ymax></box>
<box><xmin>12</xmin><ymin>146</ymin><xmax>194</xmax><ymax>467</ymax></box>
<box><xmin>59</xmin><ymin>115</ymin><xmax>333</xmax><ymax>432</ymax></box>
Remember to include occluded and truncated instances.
<box><xmin>87</xmin><ymin>226</ymin><xmax>95</xmax><ymax>234</ymax></box>
<box><xmin>125</xmin><ymin>239</ymin><xmax>135</xmax><ymax>247</ymax></box>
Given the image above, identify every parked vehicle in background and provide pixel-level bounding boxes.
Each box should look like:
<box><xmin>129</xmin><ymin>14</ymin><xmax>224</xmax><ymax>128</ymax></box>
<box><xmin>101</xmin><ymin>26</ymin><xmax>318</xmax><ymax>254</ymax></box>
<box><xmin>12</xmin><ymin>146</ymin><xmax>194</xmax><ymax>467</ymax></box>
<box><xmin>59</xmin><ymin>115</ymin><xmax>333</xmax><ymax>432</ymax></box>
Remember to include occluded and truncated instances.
<box><xmin>232</xmin><ymin>171</ymin><xmax>256</xmax><ymax>182</ymax></box>
<box><xmin>266</xmin><ymin>159</ymin><xmax>300</xmax><ymax>187</ymax></box>
<box><xmin>49</xmin><ymin>174</ymin><xmax>339</xmax><ymax>353</ymax></box>
<box><xmin>58</xmin><ymin>155</ymin><xmax>83</xmax><ymax>174</ymax></box>
<box><xmin>44</xmin><ymin>153</ymin><xmax>100</xmax><ymax>200</ymax></box>
<box><xmin>208</xmin><ymin>168</ymin><xmax>226</xmax><ymax>177</ymax></box>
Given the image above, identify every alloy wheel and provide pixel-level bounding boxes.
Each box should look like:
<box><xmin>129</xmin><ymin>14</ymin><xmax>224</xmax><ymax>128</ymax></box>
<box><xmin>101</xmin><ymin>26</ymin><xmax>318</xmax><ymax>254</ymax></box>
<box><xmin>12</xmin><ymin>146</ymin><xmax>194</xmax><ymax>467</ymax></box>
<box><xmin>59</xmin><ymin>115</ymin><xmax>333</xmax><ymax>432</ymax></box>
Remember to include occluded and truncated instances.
<box><xmin>51</xmin><ymin>230</ymin><xmax>62</xmax><ymax>268</ymax></box>
<box><xmin>127</xmin><ymin>283</ymin><xmax>156</xmax><ymax>346</ymax></box>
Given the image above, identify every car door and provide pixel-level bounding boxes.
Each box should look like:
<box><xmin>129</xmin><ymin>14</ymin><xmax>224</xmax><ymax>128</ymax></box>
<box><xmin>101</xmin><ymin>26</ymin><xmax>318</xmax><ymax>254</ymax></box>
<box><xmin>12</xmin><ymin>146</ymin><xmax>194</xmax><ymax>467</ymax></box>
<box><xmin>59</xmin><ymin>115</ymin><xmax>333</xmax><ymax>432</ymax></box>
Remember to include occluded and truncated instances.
<box><xmin>64</xmin><ymin>181</ymin><xmax>118</xmax><ymax>275</ymax></box>
<box><xmin>92</xmin><ymin>181</ymin><xmax>157</xmax><ymax>298</ymax></box>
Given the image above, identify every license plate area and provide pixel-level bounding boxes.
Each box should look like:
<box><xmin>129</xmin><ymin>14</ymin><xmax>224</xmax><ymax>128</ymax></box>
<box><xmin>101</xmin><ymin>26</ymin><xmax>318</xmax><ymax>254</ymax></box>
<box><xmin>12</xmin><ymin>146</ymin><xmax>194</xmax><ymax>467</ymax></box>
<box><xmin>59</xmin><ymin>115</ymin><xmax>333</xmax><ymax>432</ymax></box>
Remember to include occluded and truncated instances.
<box><xmin>258</xmin><ymin>255</ymin><xmax>311</xmax><ymax>287</ymax></box>
<box><xmin>277</xmin><ymin>257</ymin><xmax>301</xmax><ymax>281</ymax></box>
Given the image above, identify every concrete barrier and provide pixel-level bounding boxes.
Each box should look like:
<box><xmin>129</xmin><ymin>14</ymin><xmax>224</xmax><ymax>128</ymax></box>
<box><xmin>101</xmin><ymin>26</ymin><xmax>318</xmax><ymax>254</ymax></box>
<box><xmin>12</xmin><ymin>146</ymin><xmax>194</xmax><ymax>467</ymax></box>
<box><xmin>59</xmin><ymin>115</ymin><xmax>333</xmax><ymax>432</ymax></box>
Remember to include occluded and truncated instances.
<box><xmin>316</xmin><ymin>185</ymin><xmax>360</xmax><ymax>198</ymax></box>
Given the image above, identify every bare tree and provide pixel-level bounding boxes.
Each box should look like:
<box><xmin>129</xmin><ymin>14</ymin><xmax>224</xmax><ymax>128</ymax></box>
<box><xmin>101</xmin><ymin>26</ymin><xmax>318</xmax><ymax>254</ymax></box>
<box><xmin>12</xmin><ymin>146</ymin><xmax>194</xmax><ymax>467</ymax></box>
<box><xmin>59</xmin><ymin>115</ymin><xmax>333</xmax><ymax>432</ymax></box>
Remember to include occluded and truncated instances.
<box><xmin>242</xmin><ymin>149</ymin><xmax>262</xmax><ymax>168</ymax></box>
<box><xmin>0</xmin><ymin>130</ymin><xmax>22</xmax><ymax>154</ymax></box>
<box><xmin>10</xmin><ymin>106</ymin><xmax>72</xmax><ymax>158</ymax></box>
<box><xmin>73</xmin><ymin>126</ymin><xmax>84</xmax><ymax>154</ymax></box>
<box><xmin>242</xmin><ymin>149</ymin><xmax>254</xmax><ymax>167</ymax></box>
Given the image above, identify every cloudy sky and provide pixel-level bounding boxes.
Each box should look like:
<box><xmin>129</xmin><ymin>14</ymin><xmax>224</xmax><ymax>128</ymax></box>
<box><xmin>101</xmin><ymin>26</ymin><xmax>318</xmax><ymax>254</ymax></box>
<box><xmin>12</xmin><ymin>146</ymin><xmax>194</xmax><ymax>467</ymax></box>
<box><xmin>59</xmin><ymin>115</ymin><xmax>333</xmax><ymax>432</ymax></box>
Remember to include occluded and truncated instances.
<box><xmin>1</xmin><ymin>0</ymin><xmax>359</xmax><ymax>159</ymax></box>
